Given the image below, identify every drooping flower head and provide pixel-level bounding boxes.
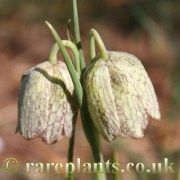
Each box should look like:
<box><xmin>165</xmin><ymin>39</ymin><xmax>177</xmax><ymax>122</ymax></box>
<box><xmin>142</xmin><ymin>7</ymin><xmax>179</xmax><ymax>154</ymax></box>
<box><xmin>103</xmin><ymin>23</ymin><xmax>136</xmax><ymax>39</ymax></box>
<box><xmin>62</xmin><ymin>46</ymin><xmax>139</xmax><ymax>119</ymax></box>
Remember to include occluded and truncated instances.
<box><xmin>17</xmin><ymin>47</ymin><xmax>77</xmax><ymax>144</ymax></box>
<box><xmin>84</xmin><ymin>30</ymin><xmax>160</xmax><ymax>142</ymax></box>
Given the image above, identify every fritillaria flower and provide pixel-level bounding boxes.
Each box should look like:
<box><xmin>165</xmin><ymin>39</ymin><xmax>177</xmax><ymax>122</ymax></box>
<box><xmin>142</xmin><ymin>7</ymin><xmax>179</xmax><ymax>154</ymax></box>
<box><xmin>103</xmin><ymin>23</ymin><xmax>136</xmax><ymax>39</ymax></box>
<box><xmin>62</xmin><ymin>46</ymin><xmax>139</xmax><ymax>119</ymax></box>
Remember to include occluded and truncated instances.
<box><xmin>84</xmin><ymin>51</ymin><xmax>160</xmax><ymax>141</ymax></box>
<box><xmin>16</xmin><ymin>60</ymin><xmax>77</xmax><ymax>144</ymax></box>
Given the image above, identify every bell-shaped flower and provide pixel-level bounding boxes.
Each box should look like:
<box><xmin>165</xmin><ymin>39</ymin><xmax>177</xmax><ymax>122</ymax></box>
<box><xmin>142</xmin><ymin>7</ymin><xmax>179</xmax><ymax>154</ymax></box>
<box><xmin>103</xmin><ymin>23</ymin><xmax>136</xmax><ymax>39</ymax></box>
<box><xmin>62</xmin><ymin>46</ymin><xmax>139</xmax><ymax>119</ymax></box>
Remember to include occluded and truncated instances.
<box><xmin>16</xmin><ymin>60</ymin><xmax>77</xmax><ymax>144</ymax></box>
<box><xmin>84</xmin><ymin>50</ymin><xmax>160</xmax><ymax>142</ymax></box>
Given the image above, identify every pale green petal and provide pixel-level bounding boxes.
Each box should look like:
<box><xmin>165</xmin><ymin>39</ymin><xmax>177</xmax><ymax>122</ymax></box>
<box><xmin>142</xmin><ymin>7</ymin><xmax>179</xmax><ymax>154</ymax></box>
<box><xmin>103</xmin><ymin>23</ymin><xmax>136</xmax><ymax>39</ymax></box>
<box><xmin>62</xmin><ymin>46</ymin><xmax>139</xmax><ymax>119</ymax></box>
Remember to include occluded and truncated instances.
<box><xmin>17</xmin><ymin>61</ymin><xmax>77</xmax><ymax>144</ymax></box>
<box><xmin>84</xmin><ymin>51</ymin><xmax>161</xmax><ymax>141</ymax></box>
<box><xmin>109</xmin><ymin>51</ymin><xmax>160</xmax><ymax>120</ymax></box>
<box><xmin>108</xmin><ymin>60</ymin><xmax>148</xmax><ymax>138</ymax></box>
<box><xmin>85</xmin><ymin>60</ymin><xmax>120</xmax><ymax>141</ymax></box>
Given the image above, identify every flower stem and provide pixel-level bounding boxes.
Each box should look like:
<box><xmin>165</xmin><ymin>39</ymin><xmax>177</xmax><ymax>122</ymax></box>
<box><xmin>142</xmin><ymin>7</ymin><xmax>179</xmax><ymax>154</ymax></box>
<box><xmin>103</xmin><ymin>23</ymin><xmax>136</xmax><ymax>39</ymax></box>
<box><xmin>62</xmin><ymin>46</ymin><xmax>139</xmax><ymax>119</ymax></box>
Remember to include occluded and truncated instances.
<box><xmin>80</xmin><ymin>96</ymin><xmax>100</xmax><ymax>163</ymax></box>
<box><xmin>89</xmin><ymin>35</ymin><xmax>96</xmax><ymax>62</ymax></box>
<box><xmin>49</xmin><ymin>41</ymin><xmax>81</xmax><ymax>75</ymax></box>
<box><xmin>72</xmin><ymin>0</ymin><xmax>103</xmax><ymax>166</ymax></box>
<box><xmin>68</xmin><ymin>121</ymin><xmax>76</xmax><ymax>180</ymax></box>
<box><xmin>95</xmin><ymin>154</ymin><xmax>107</xmax><ymax>180</ymax></box>
<box><xmin>46</xmin><ymin>21</ymin><xmax>83</xmax><ymax>106</ymax></box>
<box><xmin>62</xmin><ymin>40</ymin><xmax>81</xmax><ymax>75</ymax></box>
<box><xmin>72</xmin><ymin>0</ymin><xmax>86</xmax><ymax>71</ymax></box>
<box><xmin>67</xmin><ymin>19</ymin><xmax>74</xmax><ymax>42</ymax></box>
<box><xmin>48</xmin><ymin>43</ymin><xmax>59</xmax><ymax>64</ymax></box>
<box><xmin>112</xmin><ymin>149</ymin><xmax>121</xmax><ymax>180</ymax></box>
<box><xmin>89</xmin><ymin>29</ymin><xmax>108</xmax><ymax>60</ymax></box>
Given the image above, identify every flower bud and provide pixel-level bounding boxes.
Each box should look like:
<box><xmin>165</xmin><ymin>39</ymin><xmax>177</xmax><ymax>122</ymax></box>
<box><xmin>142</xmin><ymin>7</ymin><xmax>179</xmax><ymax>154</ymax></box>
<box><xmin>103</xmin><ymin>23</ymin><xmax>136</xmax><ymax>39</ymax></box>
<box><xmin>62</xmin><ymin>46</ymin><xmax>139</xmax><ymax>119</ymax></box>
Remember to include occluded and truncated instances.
<box><xmin>16</xmin><ymin>61</ymin><xmax>77</xmax><ymax>144</ymax></box>
<box><xmin>84</xmin><ymin>51</ymin><xmax>160</xmax><ymax>141</ymax></box>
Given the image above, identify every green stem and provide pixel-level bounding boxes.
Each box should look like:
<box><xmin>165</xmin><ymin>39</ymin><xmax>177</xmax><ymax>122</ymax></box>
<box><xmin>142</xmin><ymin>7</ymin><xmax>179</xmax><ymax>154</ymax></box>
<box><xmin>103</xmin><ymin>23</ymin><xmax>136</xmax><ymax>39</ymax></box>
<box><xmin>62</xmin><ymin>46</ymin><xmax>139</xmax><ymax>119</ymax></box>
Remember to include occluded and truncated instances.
<box><xmin>89</xmin><ymin>35</ymin><xmax>96</xmax><ymax>62</ymax></box>
<box><xmin>49</xmin><ymin>41</ymin><xmax>81</xmax><ymax>75</ymax></box>
<box><xmin>68</xmin><ymin>127</ymin><xmax>75</xmax><ymax>161</ymax></box>
<box><xmin>72</xmin><ymin>0</ymin><xmax>103</xmax><ymax>167</ymax></box>
<box><xmin>72</xmin><ymin>0</ymin><xmax>86</xmax><ymax>71</ymax></box>
<box><xmin>46</xmin><ymin>21</ymin><xmax>83</xmax><ymax>106</ymax></box>
<box><xmin>89</xmin><ymin>29</ymin><xmax>108</xmax><ymax>59</ymax></box>
<box><xmin>67</xmin><ymin>19</ymin><xmax>75</xmax><ymax>43</ymax></box>
<box><xmin>68</xmin><ymin>121</ymin><xmax>76</xmax><ymax>180</ymax></box>
<box><xmin>112</xmin><ymin>150</ymin><xmax>120</xmax><ymax>180</ymax></box>
<box><xmin>95</xmin><ymin>154</ymin><xmax>107</xmax><ymax>180</ymax></box>
<box><xmin>62</xmin><ymin>40</ymin><xmax>81</xmax><ymax>75</ymax></box>
<box><xmin>48</xmin><ymin>43</ymin><xmax>59</xmax><ymax>64</ymax></box>
<box><xmin>80</xmin><ymin>95</ymin><xmax>100</xmax><ymax>163</ymax></box>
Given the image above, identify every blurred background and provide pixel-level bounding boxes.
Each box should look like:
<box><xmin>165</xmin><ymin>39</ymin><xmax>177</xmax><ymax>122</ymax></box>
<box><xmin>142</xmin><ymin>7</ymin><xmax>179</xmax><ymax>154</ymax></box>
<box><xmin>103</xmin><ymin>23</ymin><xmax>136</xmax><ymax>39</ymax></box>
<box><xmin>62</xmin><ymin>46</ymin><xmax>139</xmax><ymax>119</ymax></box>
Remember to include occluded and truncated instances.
<box><xmin>0</xmin><ymin>0</ymin><xmax>180</xmax><ymax>179</ymax></box>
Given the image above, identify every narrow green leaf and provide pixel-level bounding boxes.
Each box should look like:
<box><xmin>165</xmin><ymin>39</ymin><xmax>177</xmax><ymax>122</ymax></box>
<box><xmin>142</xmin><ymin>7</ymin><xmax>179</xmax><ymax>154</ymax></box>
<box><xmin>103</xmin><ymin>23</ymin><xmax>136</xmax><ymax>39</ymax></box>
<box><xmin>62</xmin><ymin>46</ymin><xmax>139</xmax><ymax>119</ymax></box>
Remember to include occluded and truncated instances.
<box><xmin>72</xmin><ymin>0</ymin><xmax>86</xmax><ymax>71</ymax></box>
<box><xmin>46</xmin><ymin>21</ymin><xmax>83</xmax><ymax>106</ymax></box>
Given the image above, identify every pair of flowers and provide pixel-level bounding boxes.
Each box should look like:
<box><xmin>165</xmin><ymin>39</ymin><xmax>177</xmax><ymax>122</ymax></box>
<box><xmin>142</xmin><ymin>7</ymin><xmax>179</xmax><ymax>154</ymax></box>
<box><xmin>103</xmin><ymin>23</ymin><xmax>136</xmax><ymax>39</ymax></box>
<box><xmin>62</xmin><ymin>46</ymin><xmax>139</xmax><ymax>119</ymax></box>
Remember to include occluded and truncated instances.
<box><xmin>16</xmin><ymin>27</ymin><xmax>160</xmax><ymax>144</ymax></box>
